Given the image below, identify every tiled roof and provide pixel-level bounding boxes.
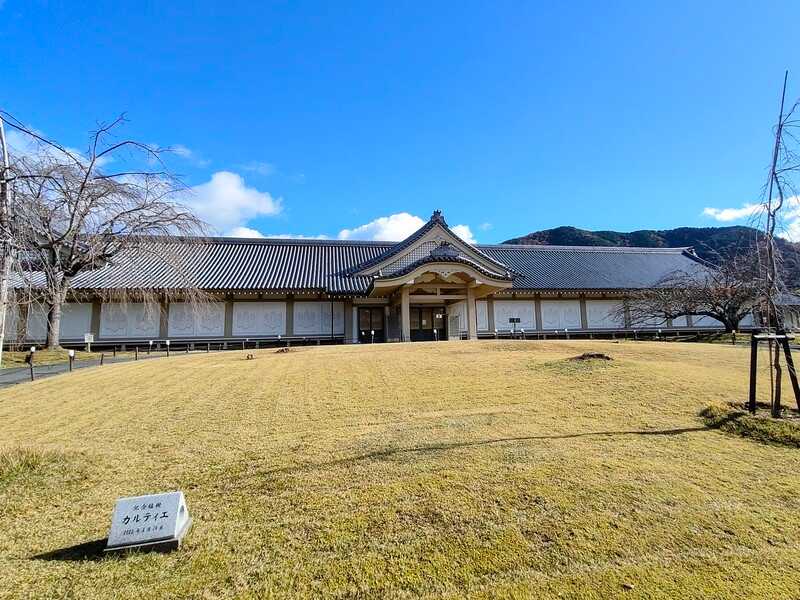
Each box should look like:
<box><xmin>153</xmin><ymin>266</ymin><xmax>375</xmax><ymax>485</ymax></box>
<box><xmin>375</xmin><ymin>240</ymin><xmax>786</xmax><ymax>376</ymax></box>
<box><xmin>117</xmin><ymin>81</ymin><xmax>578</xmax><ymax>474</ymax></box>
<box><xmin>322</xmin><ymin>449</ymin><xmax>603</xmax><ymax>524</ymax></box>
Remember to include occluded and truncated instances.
<box><xmin>480</xmin><ymin>244</ymin><xmax>704</xmax><ymax>290</ymax></box>
<box><xmin>349</xmin><ymin>210</ymin><xmax>511</xmax><ymax>276</ymax></box>
<box><xmin>45</xmin><ymin>237</ymin><xmax>706</xmax><ymax>295</ymax></box>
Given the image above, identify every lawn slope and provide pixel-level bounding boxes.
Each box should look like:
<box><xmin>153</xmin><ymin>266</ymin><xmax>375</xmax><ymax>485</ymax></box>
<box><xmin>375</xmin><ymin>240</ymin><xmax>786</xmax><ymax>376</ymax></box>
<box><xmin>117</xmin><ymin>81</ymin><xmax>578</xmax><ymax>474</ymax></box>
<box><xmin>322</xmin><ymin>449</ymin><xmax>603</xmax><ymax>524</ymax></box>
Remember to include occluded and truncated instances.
<box><xmin>0</xmin><ymin>341</ymin><xmax>799</xmax><ymax>599</ymax></box>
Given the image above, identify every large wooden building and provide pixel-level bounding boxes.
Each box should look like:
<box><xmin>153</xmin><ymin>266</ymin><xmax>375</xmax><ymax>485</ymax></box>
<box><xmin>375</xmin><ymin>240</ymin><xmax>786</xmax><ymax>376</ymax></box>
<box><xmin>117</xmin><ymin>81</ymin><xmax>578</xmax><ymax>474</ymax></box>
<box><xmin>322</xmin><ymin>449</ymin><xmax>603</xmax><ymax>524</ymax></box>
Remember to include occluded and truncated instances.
<box><xmin>7</xmin><ymin>210</ymin><xmax>739</xmax><ymax>346</ymax></box>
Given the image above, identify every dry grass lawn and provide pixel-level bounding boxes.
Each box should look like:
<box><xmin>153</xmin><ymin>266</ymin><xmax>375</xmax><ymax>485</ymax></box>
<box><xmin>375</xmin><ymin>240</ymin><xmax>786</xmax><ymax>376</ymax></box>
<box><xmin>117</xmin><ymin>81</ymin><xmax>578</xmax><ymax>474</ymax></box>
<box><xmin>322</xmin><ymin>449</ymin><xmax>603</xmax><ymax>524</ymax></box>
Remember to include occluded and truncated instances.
<box><xmin>1</xmin><ymin>340</ymin><xmax>799</xmax><ymax>599</ymax></box>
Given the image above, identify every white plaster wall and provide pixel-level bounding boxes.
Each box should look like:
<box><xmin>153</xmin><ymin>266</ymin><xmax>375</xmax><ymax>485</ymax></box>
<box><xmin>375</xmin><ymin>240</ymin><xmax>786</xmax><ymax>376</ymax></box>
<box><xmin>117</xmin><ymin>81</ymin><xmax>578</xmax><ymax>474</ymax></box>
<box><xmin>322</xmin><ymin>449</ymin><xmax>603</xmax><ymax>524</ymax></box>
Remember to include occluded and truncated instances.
<box><xmin>493</xmin><ymin>300</ymin><xmax>535</xmax><ymax>331</ymax></box>
<box><xmin>100</xmin><ymin>303</ymin><xmax>160</xmax><ymax>338</ymax></box>
<box><xmin>585</xmin><ymin>300</ymin><xmax>625</xmax><ymax>329</ymax></box>
<box><xmin>476</xmin><ymin>300</ymin><xmax>489</xmax><ymax>331</ymax></box>
<box><xmin>293</xmin><ymin>302</ymin><xmax>344</xmax><ymax>335</ymax></box>
<box><xmin>5</xmin><ymin>304</ymin><xmax>19</xmax><ymax>341</ymax></box>
<box><xmin>26</xmin><ymin>303</ymin><xmax>92</xmax><ymax>340</ymax></box>
<box><xmin>168</xmin><ymin>302</ymin><xmax>225</xmax><ymax>337</ymax></box>
<box><xmin>540</xmin><ymin>299</ymin><xmax>582</xmax><ymax>330</ymax></box>
<box><xmin>448</xmin><ymin>300</ymin><xmax>466</xmax><ymax>337</ymax></box>
<box><xmin>232</xmin><ymin>302</ymin><xmax>286</xmax><ymax>336</ymax></box>
<box><xmin>26</xmin><ymin>306</ymin><xmax>47</xmax><ymax>340</ymax></box>
<box><xmin>61</xmin><ymin>303</ymin><xmax>93</xmax><ymax>339</ymax></box>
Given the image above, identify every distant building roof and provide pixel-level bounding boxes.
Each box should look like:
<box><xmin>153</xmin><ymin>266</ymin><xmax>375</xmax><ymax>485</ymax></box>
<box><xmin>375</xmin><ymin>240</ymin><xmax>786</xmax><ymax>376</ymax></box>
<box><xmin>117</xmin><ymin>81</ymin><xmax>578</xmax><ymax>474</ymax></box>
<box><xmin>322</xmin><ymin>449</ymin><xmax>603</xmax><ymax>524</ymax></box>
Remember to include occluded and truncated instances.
<box><xmin>16</xmin><ymin>211</ymin><xmax>709</xmax><ymax>296</ymax></box>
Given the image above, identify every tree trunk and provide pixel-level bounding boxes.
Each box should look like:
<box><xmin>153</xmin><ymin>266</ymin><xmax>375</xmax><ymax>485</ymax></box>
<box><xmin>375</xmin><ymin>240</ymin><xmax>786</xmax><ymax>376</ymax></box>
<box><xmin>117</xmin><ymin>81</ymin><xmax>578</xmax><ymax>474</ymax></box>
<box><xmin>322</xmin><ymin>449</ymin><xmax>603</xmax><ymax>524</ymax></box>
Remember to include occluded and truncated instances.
<box><xmin>46</xmin><ymin>286</ymin><xmax>68</xmax><ymax>349</ymax></box>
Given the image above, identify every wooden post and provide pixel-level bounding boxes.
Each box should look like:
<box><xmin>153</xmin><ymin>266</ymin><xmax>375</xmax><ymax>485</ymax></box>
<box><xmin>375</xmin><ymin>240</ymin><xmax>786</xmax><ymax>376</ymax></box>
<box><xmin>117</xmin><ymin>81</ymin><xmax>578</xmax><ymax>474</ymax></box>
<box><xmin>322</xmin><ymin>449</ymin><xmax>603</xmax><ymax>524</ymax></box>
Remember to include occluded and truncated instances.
<box><xmin>779</xmin><ymin>336</ymin><xmax>800</xmax><ymax>412</ymax></box>
<box><xmin>773</xmin><ymin>357</ymin><xmax>783</xmax><ymax>418</ymax></box>
<box><xmin>29</xmin><ymin>361</ymin><xmax>34</xmax><ymax>381</ymax></box>
<box><xmin>100</xmin><ymin>353</ymin><xmax>105</xmax><ymax>366</ymax></box>
<box><xmin>135</xmin><ymin>346</ymin><xmax>139</xmax><ymax>361</ymax></box>
<box><xmin>749</xmin><ymin>336</ymin><xmax>758</xmax><ymax>414</ymax></box>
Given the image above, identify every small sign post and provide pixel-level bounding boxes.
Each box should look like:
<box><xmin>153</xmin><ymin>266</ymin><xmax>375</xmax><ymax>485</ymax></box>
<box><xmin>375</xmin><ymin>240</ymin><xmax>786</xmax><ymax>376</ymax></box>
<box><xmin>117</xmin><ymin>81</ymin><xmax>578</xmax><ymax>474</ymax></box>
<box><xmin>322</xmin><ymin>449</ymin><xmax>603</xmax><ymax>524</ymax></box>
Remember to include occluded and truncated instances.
<box><xmin>509</xmin><ymin>317</ymin><xmax>520</xmax><ymax>338</ymax></box>
<box><xmin>84</xmin><ymin>333</ymin><xmax>94</xmax><ymax>353</ymax></box>
<box><xmin>106</xmin><ymin>491</ymin><xmax>191</xmax><ymax>553</ymax></box>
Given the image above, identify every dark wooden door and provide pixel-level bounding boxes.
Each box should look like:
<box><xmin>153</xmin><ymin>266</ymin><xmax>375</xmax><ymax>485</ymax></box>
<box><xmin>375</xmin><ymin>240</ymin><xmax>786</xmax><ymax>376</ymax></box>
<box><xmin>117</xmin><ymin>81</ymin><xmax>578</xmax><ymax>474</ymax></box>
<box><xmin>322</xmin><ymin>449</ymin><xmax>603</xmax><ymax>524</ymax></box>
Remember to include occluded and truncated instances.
<box><xmin>358</xmin><ymin>307</ymin><xmax>385</xmax><ymax>343</ymax></box>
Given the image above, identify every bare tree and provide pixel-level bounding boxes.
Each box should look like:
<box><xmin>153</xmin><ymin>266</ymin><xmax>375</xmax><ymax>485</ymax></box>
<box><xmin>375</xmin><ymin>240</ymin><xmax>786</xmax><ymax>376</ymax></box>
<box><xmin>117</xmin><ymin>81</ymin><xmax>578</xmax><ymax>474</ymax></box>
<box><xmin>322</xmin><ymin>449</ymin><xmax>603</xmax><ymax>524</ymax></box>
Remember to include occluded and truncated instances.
<box><xmin>620</xmin><ymin>251</ymin><xmax>760</xmax><ymax>333</ymax></box>
<box><xmin>3</xmin><ymin>113</ymin><xmax>208</xmax><ymax>349</ymax></box>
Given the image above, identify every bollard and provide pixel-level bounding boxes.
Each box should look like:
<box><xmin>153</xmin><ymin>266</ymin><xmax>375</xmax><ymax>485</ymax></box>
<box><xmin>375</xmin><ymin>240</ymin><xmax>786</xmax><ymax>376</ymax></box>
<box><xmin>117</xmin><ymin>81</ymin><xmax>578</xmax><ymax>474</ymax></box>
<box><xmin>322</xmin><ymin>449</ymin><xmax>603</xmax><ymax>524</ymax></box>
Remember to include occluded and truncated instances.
<box><xmin>100</xmin><ymin>353</ymin><xmax>105</xmax><ymax>366</ymax></box>
<box><xmin>113</xmin><ymin>346</ymin><xmax>117</xmax><ymax>358</ymax></box>
<box><xmin>165</xmin><ymin>340</ymin><xmax>170</xmax><ymax>357</ymax></box>
<box><xmin>186</xmin><ymin>345</ymin><xmax>189</xmax><ymax>354</ymax></box>
<box><xmin>207</xmin><ymin>342</ymin><xmax>210</xmax><ymax>353</ymax></box>
<box><xmin>68</xmin><ymin>349</ymin><xmax>75</xmax><ymax>372</ymax></box>
<box><xmin>135</xmin><ymin>346</ymin><xmax>139</xmax><ymax>361</ymax></box>
<box><xmin>29</xmin><ymin>361</ymin><xmax>34</xmax><ymax>381</ymax></box>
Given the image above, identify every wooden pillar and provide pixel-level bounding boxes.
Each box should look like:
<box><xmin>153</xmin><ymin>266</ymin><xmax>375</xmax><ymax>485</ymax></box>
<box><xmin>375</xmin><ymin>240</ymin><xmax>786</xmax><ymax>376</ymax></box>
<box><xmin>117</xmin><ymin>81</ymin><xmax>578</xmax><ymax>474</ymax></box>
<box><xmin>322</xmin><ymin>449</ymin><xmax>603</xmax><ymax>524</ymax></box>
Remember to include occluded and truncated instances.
<box><xmin>466</xmin><ymin>286</ymin><xmax>478</xmax><ymax>340</ymax></box>
<box><xmin>579</xmin><ymin>296</ymin><xmax>589</xmax><ymax>330</ymax></box>
<box><xmin>487</xmin><ymin>297</ymin><xmax>496</xmax><ymax>332</ymax></box>
<box><xmin>159</xmin><ymin>298</ymin><xmax>169</xmax><ymax>339</ymax></box>
<box><xmin>223</xmin><ymin>295</ymin><xmax>234</xmax><ymax>337</ymax></box>
<box><xmin>401</xmin><ymin>287</ymin><xmax>411</xmax><ymax>342</ymax></box>
<box><xmin>286</xmin><ymin>295</ymin><xmax>294</xmax><ymax>337</ymax></box>
<box><xmin>343</xmin><ymin>299</ymin><xmax>354</xmax><ymax>343</ymax></box>
<box><xmin>534</xmin><ymin>296</ymin><xmax>543</xmax><ymax>331</ymax></box>
<box><xmin>90</xmin><ymin>299</ymin><xmax>102</xmax><ymax>338</ymax></box>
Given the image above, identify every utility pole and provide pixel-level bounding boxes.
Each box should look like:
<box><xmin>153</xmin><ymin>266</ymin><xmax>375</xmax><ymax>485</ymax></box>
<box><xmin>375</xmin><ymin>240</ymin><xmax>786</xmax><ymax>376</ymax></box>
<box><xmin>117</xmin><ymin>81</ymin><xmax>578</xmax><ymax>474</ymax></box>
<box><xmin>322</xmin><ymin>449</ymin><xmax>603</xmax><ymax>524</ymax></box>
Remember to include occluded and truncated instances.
<box><xmin>0</xmin><ymin>115</ymin><xmax>12</xmax><ymax>368</ymax></box>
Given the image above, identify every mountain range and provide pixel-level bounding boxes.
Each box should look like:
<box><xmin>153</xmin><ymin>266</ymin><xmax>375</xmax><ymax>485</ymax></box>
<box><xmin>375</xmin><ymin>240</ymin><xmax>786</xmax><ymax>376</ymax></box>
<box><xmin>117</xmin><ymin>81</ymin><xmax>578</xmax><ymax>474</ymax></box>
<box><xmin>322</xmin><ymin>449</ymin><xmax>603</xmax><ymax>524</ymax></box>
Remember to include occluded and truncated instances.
<box><xmin>503</xmin><ymin>225</ymin><xmax>800</xmax><ymax>288</ymax></box>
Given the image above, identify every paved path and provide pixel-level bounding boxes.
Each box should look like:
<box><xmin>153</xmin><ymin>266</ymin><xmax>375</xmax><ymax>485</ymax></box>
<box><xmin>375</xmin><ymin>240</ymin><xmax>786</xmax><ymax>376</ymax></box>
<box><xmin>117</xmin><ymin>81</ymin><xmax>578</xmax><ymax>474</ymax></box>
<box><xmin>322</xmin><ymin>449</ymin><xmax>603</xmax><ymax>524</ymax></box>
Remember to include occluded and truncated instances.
<box><xmin>0</xmin><ymin>350</ymin><xmax>218</xmax><ymax>388</ymax></box>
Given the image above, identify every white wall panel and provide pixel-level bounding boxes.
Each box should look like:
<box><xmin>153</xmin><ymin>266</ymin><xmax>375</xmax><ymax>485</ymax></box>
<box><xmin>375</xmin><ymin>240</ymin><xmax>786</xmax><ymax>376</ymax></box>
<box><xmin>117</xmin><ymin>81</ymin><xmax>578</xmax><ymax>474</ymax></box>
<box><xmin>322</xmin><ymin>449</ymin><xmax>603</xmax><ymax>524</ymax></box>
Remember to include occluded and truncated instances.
<box><xmin>448</xmin><ymin>301</ymin><xmax>466</xmax><ymax>338</ymax></box>
<box><xmin>585</xmin><ymin>300</ymin><xmax>624</xmax><ymax>329</ymax></box>
<box><xmin>168</xmin><ymin>302</ymin><xmax>225</xmax><ymax>337</ymax></box>
<box><xmin>293</xmin><ymin>302</ymin><xmax>344</xmax><ymax>335</ymax></box>
<box><xmin>493</xmin><ymin>300</ymin><xmax>535</xmax><ymax>331</ymax></box>
<box><xmin>26</xmin><ymin>306</ymin><xmax>47</xmax><ymax>340</ymax></box>
<box><xmin>25</xmin><ymin>302</ymin><xmax>92</xmax><ymax>340</ymax></box>
<box><xmin>5</xmin><ymin>304</ymin><xmax>19</xmax><ymax>341</ymax></box>
<box><xmin>100</xmin><ymin>303</ymin><xmax>160</xmax><ymax>338</ymax></box>
<box><xmin>232</xmin><ymin>302</ymin><xmax>286</xmax><ymax>336</ymax></box>
<box><xmin>60</xmin><ymin>303</ymin><xmax>93</xmax><ymax>339</ymax></box>
<box><xmin>476</xmin><ymin>300</ymin><xmax>489</xmax><ymax>331</ymax></box>
<box><xmin>540</xmin><ymin>300</ymin><xmax>582</xmax><ymax>330</ymax></box>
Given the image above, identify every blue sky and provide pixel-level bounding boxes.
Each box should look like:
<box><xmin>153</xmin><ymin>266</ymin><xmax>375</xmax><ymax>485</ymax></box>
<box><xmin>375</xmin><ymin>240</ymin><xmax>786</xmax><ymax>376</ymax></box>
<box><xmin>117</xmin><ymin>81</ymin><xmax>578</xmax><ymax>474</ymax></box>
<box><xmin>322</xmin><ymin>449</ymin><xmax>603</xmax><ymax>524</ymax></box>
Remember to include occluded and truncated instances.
<box><xmin>4</xmin><ymin>1</ymin><xmax>800</xmax><ymax>243</ymax></box>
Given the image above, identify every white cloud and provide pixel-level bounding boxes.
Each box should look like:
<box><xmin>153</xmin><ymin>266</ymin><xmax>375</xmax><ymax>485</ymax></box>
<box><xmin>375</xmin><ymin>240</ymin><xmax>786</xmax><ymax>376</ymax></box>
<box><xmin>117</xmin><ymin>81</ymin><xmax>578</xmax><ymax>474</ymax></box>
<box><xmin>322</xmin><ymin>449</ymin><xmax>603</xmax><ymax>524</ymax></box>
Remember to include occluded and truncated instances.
<box><xmin>337</xmin><ymin>212</ymin><xmax>478</xmax><ymax>244</ymax></box>
<box><xmin>168</xmin><ymin>144</ymin><xmax>210</xmax><ymax>167</ymax></box>
<box><xmin>479</xmin><ymin>222</ymin><xmax>493</xmax><ymax>231</ymax></box>
<box><xmin>338</xmin><ymin>212</ymin><xmax>425</xmax><ymax>241</ymax></box>
<box><xmin>267</xmin><ymin>233</ymin><xmax>329</xmax><ymax>240</ymax></box>
<box><xmin>228</xmin><ymin>226</ymin><xmax>265</xmax><ymax>238</ymax></box>
<box><xmin>451</xmin><ymin>224</ymin><xmax>477</xmax><ymax>244</ymax></box>
<box><xmin>239</xmin><ymin>161</ymin><xmax>276</xmax><ymax>176</ymax></box>
<box><xmin>702</xmin><ymin>197</ymin><xmax>800</xmax><ymax>242</ymax></box>
<box><xmin>702</xmin><ymin>204</ymin><xmax>762</xmax><ymax>222</ymax></box>
<box><xmin>227</xmin><ymin>226</ymin><xmax>328</xmax><ymax>240</ymax></box>
<box><xmin>183</xmin><ymin>171</ymin><xmax>282</xmax><ymax>236</ymax></box>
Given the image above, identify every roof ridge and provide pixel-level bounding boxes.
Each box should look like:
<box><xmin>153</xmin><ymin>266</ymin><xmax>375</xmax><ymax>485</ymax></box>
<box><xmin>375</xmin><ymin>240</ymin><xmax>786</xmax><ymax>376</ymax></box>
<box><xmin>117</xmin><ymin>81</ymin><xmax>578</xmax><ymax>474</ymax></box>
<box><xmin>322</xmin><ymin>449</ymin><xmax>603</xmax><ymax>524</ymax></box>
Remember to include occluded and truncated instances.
<box><xmin>480</xmin><ymin>244</ymin><xmax>692</xmax><ymax>253</ymax></box>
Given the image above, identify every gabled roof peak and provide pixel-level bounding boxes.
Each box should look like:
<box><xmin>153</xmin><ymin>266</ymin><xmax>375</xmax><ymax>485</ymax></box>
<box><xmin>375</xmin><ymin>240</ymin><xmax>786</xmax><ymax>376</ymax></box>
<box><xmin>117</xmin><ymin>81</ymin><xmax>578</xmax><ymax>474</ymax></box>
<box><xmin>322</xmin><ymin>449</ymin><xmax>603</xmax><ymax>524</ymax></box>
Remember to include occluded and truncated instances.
<box><xmin>430</xmin><ymin>209</ymin><xmax>447</xmax><ymax>225</ymax></box>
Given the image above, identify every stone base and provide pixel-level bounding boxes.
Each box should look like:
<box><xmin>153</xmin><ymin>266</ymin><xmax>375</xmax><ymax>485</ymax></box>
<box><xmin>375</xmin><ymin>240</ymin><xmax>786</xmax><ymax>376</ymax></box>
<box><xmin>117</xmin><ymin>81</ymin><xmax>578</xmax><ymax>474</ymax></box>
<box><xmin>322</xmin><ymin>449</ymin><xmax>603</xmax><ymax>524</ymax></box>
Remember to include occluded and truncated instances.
<box><xmin>104</xmin><ymin>518</ymin><xmax>191</xmax><ymax>554</ymax></box>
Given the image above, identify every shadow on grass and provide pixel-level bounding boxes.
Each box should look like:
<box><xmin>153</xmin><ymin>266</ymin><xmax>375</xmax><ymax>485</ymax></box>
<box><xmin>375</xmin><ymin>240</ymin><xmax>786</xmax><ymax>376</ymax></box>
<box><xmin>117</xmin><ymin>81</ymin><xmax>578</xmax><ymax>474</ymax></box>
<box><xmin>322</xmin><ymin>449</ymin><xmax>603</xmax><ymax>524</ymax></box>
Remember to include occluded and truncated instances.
<box><xmin>700</xmin><ymin>404</ymin><xmax>800</xmax><ymax>449</ymax></box>
<box><xmin>265</xmin><ymin>414</ymin><xmax>745</xmax><ymax>476</ymax></box>
<box><xmin>32</xmin><ymin>538</ymin><xmax>108</xmax><ymax>562</ymax></box>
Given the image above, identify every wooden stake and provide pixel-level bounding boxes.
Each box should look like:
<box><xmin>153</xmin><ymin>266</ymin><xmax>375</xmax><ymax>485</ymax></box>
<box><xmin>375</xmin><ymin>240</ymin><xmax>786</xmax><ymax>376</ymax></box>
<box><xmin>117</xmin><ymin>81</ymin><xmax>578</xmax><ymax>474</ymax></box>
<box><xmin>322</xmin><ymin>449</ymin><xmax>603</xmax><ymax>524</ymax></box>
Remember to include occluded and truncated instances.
<box><xmin>749</xmin><ymin>336</ymin><xmax>759</xmax><ymax>414</ymax></box>
<box><xmin>779</xmin><ymin>336</ymin><xmax>800</xmax><ymax>412</ymax></box>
